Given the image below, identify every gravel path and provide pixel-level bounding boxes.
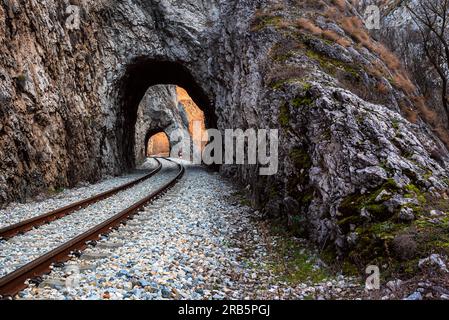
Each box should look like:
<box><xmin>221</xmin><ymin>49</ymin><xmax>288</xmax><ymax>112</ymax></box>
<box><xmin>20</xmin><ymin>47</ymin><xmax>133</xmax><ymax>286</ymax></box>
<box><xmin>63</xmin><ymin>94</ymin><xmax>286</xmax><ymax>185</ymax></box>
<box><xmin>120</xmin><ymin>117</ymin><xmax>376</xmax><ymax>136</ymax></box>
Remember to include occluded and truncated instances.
<box><xmin>0</xmin><ymin>159</ymin><xmax>160</xmax><ymax>229</ymax></box>
<box><xmin>17</xmin><ymin>160</ymin><xmax>362</xmax><ymax>300</ymax></box>
<box><xmin>0</xmin><ymin>158</ymin><xmax>179</xmax><ymax>278</ymax></box>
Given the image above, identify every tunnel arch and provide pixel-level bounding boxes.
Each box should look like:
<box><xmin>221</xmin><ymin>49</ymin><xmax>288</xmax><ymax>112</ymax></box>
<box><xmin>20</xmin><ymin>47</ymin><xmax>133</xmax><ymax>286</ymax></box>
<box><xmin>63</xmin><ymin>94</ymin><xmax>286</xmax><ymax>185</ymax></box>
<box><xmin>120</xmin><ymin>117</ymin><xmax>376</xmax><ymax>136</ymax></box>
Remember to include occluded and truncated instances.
<box><xmin>145</xmin><ymin>131</ymin><xmax>171</xmax><ymax>157</ymax></box>
<box><xmin>116</xmin><ymin>58</ymin><xmax>216</xmax><ymax>169</ymax></box>
<box><xmin>144</xmin><ymin>128</ymin><xmax>171</xmax><ymax>158</ymax></box>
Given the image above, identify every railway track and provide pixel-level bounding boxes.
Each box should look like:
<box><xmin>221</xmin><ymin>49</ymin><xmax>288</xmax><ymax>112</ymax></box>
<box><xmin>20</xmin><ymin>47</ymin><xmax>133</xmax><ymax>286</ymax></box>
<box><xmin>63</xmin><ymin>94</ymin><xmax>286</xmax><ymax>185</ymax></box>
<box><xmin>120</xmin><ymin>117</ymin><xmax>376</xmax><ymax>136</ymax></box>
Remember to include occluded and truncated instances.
<box><xmin>0</xmin><ymin>158</ymin><xmax>185</xmax><ymax>299</ymax></box>
<box><xmin>0</xmin><ymin>158</ymin><xmax>162</xmax><ymax>240</ymax></box>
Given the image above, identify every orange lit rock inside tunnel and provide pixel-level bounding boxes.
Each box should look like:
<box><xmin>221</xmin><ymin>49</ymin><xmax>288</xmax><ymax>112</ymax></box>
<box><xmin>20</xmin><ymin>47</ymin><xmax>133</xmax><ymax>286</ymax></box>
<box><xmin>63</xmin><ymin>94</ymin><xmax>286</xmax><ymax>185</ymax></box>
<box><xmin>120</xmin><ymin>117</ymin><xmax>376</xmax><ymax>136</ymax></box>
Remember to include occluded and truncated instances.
<box><xmin>147</xmin><ymin>132</ymin><xmax>170</xmax><ymax>157</ymax></box>
<box><xmin>176</xmin><ymin>86</ymin><xmax>208</xmax><ymax>153</ymax></box>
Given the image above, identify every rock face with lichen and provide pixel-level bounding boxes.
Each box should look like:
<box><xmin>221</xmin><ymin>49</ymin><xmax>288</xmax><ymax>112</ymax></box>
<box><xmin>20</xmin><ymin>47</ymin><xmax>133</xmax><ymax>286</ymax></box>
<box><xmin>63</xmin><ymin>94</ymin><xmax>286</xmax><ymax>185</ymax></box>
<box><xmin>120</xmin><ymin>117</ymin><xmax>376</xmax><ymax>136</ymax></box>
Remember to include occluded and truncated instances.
<box><xmin>1</xmin><ymin>0</ymin><xmax>449</xmax><ymax>268</ymax></box>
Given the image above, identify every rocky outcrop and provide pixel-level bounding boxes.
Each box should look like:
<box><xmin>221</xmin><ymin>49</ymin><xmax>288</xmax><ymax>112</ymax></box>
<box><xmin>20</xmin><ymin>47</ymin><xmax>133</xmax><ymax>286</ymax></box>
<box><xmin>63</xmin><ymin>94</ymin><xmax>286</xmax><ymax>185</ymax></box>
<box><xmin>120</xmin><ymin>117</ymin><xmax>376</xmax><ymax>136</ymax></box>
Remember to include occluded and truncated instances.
<box><xmin>1</xmin><ymin>0</ymin><xmax>449</xmax><ymax>267</ymax></box>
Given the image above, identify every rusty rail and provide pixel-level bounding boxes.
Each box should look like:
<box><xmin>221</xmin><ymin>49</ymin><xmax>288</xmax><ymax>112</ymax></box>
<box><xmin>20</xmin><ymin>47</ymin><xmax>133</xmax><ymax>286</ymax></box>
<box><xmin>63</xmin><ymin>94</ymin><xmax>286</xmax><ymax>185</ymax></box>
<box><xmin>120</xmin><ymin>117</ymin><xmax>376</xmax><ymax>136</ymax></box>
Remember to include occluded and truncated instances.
<box><xmin>0</xmin><ymin>158</ymin><xmax>162</xmax><ymax>240</ymax></box>
<box><xmin>0</xmin><ymin>158</ymin><xmax>184</xmax><ymax>298</ymax></box>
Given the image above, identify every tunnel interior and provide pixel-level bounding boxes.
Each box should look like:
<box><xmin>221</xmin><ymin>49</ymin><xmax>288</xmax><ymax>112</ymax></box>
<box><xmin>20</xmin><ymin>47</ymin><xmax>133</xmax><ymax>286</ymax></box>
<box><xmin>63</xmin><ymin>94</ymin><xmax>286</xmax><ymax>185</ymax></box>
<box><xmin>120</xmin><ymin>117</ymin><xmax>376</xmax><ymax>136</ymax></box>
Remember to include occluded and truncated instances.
<box><xmin>146</xmin><ymin>131</ymin><xmax>170</xmax><ymax>157</ymax></box>
<box><xmin>117</xmin><ymin>59</ymin><xmax>216</xmax><ymax>169</ymax></box>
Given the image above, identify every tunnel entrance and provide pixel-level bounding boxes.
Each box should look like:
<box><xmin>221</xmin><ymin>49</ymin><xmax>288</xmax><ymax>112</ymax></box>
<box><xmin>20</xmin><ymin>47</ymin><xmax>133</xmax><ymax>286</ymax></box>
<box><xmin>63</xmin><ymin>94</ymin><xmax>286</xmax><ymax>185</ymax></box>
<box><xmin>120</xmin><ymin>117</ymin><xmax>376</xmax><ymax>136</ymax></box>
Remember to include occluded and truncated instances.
<box><xmin>135</xmin><ymin>85</ymin><xmax>208</xmax><ymax>163</ymax></box>
<box><xmin>118</xmin><ymin>59</ymin><xmax>214</xmax><ymax>169</ymax></box>
<box><xmin>146</xmin><ymin>132</ymin><xmax>170</xmax><ymax>157</ymax></box>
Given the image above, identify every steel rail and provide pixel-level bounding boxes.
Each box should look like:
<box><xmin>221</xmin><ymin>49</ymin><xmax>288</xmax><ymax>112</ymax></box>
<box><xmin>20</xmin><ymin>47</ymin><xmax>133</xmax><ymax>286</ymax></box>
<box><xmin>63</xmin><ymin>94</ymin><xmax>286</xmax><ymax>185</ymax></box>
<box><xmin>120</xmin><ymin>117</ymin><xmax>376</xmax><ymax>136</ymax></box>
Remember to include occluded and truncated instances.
<box><xmin>0</xmin><ymin>158</ymin><xmax>163</xmax><ymax>240</ymax></box>
<box><xmin>0</xmin><ymin>158</ymin><xmax>184</xmax><ymax>299</ymax></box>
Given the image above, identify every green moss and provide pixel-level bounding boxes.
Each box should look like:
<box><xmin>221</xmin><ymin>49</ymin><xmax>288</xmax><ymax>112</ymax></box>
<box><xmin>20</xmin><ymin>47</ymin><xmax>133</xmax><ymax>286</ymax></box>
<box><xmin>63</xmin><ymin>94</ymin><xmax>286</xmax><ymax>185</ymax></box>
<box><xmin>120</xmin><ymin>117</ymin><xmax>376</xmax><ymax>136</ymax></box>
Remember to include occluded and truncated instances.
<box><xmin>338</xmin><ymin>180</ymin><xmax>399</xmax><ymax>232</ymax></box>
<box><xmin>252</xmin><ymin>15</ymin><xmax>284</xmax><ymax>32</ymax></box>
<box><xmin>302</xmin><ymin>82</ymin><xmax>312</xmax><ymax>91</ymax></box>
<box><xmin>423</xmin><ymin>171</ymin><xmax>433</xmax><ymax>180</ymax></box>
<box><xmin>305</xmin><ymin>49</ymin><xmax>361</xmax><ymax>79</ymax></box>
<box><xmin>369</xmin><ymin>221</ymin><xmax>404</xmax><ymax>240</ymax></box>
<box><xmin>292</xmin><ymin>95</ymin><xmax>313</xmax><ymax>108</ymax></box>
<box><xmin>267</xmin><ymin>237</ymin><xmax>330</xmax><ymax>284</ymax></box>
<box><xmin>279</xmin><ymin>103</ymin><xmax>290</xmax><ymax>127</ymax></box>
<box><xmin>337</xmin><ymin>215</ymin><xmax>362</xmax><ymax>227</ymax></box>
<box><xmin>47</xmin><ymin>186</ymin><xmax>64</xmax><ymax>196</ymax></box>
<box><xmin>392</xmin><ymin>119</ymin><xmax>400</xmax><ymax>130</ymax></box>
<box><xmin>289</xmin><ymin>148</ymin><xmax>312</xmax><ymax>169</ymax></box>
<box><xmin>405</xmin><ymin>184</ymin><xmax>426</xmax><ymax>204</ymax></box>
<box><xmin>342</xmin><ymin>178</ymin><xmax>449</xmax><ymax>277</ymax></box>
<box><xmin>342</xmin><ymin>261</ymin><xmax>360</xmax><ymax>276</ymax></box>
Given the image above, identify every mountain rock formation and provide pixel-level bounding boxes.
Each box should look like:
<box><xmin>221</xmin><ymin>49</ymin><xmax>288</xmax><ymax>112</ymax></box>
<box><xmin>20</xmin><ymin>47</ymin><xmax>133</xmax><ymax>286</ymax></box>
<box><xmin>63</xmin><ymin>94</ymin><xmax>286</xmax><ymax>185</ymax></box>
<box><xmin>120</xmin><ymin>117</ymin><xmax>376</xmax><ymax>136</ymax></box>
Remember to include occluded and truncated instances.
<box><xmin>1</xmin><ymin>0</ymin><xmax>449</xmax><ymax>269</ymax></box>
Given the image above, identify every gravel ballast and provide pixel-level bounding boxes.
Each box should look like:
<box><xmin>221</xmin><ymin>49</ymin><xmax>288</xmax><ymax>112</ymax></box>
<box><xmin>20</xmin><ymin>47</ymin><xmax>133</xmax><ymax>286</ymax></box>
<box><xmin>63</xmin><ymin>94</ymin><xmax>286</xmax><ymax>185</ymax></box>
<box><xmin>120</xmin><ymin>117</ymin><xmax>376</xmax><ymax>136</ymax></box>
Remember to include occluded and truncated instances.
<box><xmin>0</xmin><ymin>158</ymin><xmax>179</xmax><ymax>278</ymax></box>
<box><xmin>16</xmin><ymin>160</ymin><xmax>362</xmax><ymax>300</ymax></box>
<box><xmin>0</xmin><ymin>159</ymin><xmax>160</xmax><ymax>229</ymax></box>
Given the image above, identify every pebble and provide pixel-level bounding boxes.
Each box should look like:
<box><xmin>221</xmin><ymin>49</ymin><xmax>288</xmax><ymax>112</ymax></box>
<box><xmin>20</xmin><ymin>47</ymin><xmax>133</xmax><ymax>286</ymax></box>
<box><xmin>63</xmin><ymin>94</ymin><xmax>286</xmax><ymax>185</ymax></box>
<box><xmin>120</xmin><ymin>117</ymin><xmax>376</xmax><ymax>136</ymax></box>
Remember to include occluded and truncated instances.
<box><xmin>405</xmin><ymin>292</ymin><xmax>423</xmax><ymax>301</ymax></box>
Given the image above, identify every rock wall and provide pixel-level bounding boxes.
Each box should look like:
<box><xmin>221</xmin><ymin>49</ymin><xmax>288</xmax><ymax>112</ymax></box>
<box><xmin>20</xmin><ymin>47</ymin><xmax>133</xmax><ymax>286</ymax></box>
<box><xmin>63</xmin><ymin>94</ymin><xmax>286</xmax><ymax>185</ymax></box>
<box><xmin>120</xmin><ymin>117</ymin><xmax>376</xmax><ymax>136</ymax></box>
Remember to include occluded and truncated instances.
<box><xmin>1</xmin><ymin>0</ymin><xmax>449</xmax><ymax>263</ymax></box>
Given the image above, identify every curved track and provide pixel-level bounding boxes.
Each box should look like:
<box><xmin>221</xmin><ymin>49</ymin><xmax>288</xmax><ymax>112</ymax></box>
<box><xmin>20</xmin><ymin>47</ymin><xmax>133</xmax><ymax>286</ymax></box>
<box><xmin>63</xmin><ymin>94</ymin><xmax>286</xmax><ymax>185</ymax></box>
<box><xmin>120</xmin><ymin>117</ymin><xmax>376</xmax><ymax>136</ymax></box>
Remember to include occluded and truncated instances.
<box><xmin>0</xmin><ymin>158</ymin><xmax>184</xmax><ymax>298</ymax></box>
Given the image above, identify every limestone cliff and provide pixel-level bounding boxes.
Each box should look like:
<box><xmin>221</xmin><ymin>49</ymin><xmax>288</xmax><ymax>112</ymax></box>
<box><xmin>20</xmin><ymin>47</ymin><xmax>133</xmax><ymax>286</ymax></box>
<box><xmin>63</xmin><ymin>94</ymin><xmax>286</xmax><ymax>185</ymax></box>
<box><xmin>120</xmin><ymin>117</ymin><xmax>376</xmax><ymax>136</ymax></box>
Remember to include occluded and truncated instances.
<box><xmin>1</xmin><ymin>0</ymin><xmax>449</xmax><ymax>269</ymax></box>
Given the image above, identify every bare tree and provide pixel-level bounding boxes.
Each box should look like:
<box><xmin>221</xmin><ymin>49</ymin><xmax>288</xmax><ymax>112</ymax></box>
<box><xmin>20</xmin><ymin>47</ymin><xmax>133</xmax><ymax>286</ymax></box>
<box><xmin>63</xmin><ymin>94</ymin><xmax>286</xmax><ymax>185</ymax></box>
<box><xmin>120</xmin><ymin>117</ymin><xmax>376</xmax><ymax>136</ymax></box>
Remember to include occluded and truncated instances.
<box><xmin>406</xmin><ymin>0</ymin><xmax>449</xmax><ymax>123</ymax></box>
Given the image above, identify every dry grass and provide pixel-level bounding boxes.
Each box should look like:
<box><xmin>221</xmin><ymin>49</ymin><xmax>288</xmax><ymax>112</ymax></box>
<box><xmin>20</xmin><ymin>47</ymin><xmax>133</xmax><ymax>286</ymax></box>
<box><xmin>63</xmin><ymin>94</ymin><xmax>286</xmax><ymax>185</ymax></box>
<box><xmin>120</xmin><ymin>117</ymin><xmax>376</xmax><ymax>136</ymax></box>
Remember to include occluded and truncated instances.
<box><xmin>375</xmin><ymin>44</ymin><xmax>401</xmax><ymax>71</ymax></box>
<box><xmin>323</xmin><ymin>6</ymin><xmax>340</xmax><ymax>19</ymax></box>
<box><xmin>297</xmin><ymin>18</ymin><xmax>323</xmax><ymax>35</ymax></box>
<box><xmin>298</xmin><ymin>18</ymin><xmax>352</xmax><ymax>47</ymax></box>
<box><xmin>337</xmin><ymin>14</ymin><xmax>417</xmax><ymax>96</ymax></box>
<box><xmin>377</xmin><ymin>82</ymin><xmax>389</xmax><ymax>95</ymax></box>
<box><xmin>340</xmin><ymin>16</ymin><xmax>369</xmax><ymax>43</ymax></box>
<box><xmin>393</xmin><ymin>73</ymin><xmax>416</xmax><ymax>95</ymax></box>
<box><xmin>336</xmin><ymin>37</ymin><xmax>351</xmax><ymax>47</ymax></box>
<box><xmin>333</xmin><ymin>0</ymin><xmax>346</xmax><ymax>11</ymax></box>
<box><xmin>399</xmin><ymin>101</ymin><xmax>419</xmax><ymax>124</ymax></box>
<box><xmin>434</xmin><ymin>126</ymin><xmax>449</xmax><ymax>147</ymax></box>
<box><xmin>413</xmin><ymin>96</ymin><xmax>438</xmax><ymax>124</ymax></box>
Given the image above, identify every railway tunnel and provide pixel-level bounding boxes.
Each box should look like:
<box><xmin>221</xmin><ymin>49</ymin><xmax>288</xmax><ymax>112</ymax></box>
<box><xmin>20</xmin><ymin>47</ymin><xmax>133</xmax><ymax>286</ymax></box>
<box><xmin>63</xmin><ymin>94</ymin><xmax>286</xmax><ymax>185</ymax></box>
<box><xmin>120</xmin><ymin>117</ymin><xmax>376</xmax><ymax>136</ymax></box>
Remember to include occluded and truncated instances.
<box><xmin>117</xmin><ymin>59</ymin><xmax>215</xmax><ymax>171</ymax></box>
